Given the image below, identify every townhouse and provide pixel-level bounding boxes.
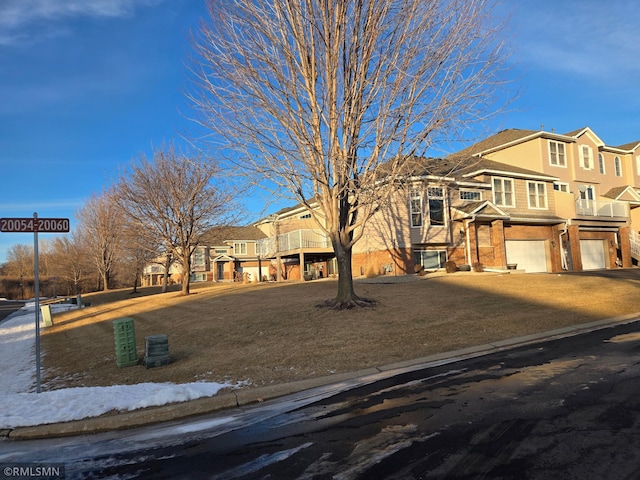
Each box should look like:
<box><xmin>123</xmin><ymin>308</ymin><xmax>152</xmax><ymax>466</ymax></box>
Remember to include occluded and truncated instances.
<box><xmin>252</xmin><ymin>126</ymin><xmax>640</xmax><ymax>277</ymax></box>
<box><xmin>145</xmin><ymin>126</ymin><xmax>640</xmax><ymax>281</ymax></box>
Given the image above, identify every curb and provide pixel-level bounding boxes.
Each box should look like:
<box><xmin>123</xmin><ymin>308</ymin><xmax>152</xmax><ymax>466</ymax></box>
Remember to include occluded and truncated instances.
<box><xmin>5</xmin><ymin>313</ymin><xmax>640</xmax><ymax>440</ymax></box>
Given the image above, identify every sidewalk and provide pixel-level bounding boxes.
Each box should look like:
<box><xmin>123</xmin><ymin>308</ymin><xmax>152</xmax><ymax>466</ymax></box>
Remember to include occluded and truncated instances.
<box><xmin>5</xmin><ymin>312</ymin><xmax>639</xmax><ymax>441</ymax></box>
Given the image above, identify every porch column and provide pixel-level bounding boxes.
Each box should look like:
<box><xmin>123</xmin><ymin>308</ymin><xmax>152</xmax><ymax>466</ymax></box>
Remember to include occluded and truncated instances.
<box><xmin>465</xmin><ymin>219</ymin><xmax>479</xmax><ymax>265</ymax></box>
<box><xmin>276</xmin><ymin>255</ymin><xmax>282</xmax><ymax>282</ymax></box>
<box><xmin>491</xmin><ymin>219</ymin><xmax>506</xmax><ymax>268</ymax></box>
<box><xmin>568</xmin><ymin>224</ymin><xmax>583</xmax><ymax>271</ymax></box>
<box><xmin>619</xmin><ymin>226</ymin><xmax>632</xmax><ymax>267</ymax></box>
<box><xmin>299</xmin><ymin>250</ymin><xmax>305</xmax><ymax>281</ymax></box>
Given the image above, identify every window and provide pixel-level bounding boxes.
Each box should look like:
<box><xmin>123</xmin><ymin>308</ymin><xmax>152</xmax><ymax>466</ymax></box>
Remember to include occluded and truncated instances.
<box><xmin>193</xmin><ymin>248</ymin><xmax>205</xmax><ymax>266</ymax></box>
<box><xmin>427</xmin><ymin>187</ymin><xmax>445</xmax><ymax>226</ymax></box>
<box><xmin>460</xmin><ymin>189</ymin><xmax>482</xmax><ymax>201</ymax></box>
<box><xmin>598</xmin><ymin>153</ymin><xmax>605</xmax><ymax>174</ymax></box>
<box><xmin>414</xmin><ymin>250</ymin><xmax>447</xmax><ymax>270</ymax></box>
<box><xmin>492</xmin><ymin>178</ymin><xmax>514</xmax><ymax>207</ymax></box>
<box><xmin>214</xmin><ymin>248</ymin><xmax>227</xmax><ymax>254</ymax></box>
<box><xmin>553</xmin><ymin>182</ymin><xmax>569</xmax><ymax>193</ymax></box>
<box><xmin>527</xmin><ymin>181</ymin><xmax>547</xmax><ymax>209</ymax></box>
<box><xmin>636</xmin><ymin>155</ymin><xmax>640</xmax><ymax>176</ymax></box>
<box><xmin>233</xmin><ymin>242</ymin><xmax>247</xmax><ymax>255</ymax></box>
<box><xmin>410</xmin><ymin>189</ymin><xmax>423</xmax><ymax>227</ymax></box>
<box><xmin>549</xmin><ymin>141</ymin><xmax>566</xmax><ymax>167</ymax></box>
<box><xmin>299</xmin><ymin>213</ymin><xmax>312</xmax><ymax>219</ymax></box>
<box><xmin>614</xmin><ymin>156</ymin><xmax>622</xmax><ymax>176</ymax></box>
<box><xmin>580</xmin><ymin>145</ymin><xmax>593</xmax><ymax>169</ymax></box>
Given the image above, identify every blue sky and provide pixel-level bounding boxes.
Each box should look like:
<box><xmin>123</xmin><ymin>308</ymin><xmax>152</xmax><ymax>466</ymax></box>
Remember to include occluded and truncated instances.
<box><xmin>1</xmin><ymin>0</ymin><xmax>639</xmax><ymax>263</ymax></box>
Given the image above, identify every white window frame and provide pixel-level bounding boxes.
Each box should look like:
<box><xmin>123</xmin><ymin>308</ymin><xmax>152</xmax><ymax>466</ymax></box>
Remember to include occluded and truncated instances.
<box><xmin>636</xmin><ymin>155</ymin><xmax>640</xmax><ymax>176</ymax></box>
<box><xmin>598</xmin><ymin>153</ymin><xmax>606</xmax><ymax>174</ymax></box>
<box><xmin>492</xmin><ymin>177</ymin><xmax>515</xmax><ymax>207</ymax></box>
<box><xmin>427</xmin><ymin>186</ymin><xmax>446</xmax><ymax>227</ymax></box>
<box><xmin>553</xmin><ymin>182</ymin><xmax>569</xmax><ymax>193</ymax></box>
<box><xmin>410</xmin><ymin>189</ymin><xmax>423</xmax><ymax>228</ymax></box>
<box><xmin>614</xmin><ymin>156</ymin><xmax>622</xmax><ymax>176</ymax></box>
<box><xmin>233</xmin><ymin>242</ymin><xmax>247</xmax><ymax>255</ymax></box>
<box><xmin>527</xmin><ymin>181</ymin><xmax>548</xmax><ymax>209</ymax></box>
<box><xmin>580</xmin><ymin>145</ymin><xmax>594</xmax><ymax>170</ymax></box>
<box><xmin>549</xmin><ymin>140</ymin><xmax>566</xmax><ymax>167</ymax></box>
<box><xmin>459</xmin><ymin>189</ymin><xmax>482</xmax><ymax>201</ymax></box>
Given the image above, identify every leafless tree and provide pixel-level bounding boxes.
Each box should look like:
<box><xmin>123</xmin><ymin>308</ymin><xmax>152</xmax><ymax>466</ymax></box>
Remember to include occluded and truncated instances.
<box><xmin>116</xmin><ymin>144</ymin><xmax>236</xmax><ymax>295</ymax></box>
<box><xmin>75</xmin><ymin>189</ymin><xmax>124</xmax><ymax>291</ymax></box>
<box><xmin>48</xmin><ymin>234</ymin><xmax>89</xmax><ymax>295</ymax></box>
<box><xmin>190</xmin><ymin>0</ymin><xmax>511</xmax><ymax>308</ymax></box>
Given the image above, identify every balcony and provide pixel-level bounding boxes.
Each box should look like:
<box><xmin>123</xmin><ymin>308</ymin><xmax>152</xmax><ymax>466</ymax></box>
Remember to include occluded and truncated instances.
<box><xmin>257</xmin><ymin>229</ymin><xmax>332</xmax><ymax>257</ymax></box>
<box><xmin>575</xmin><ymin>199</ymin><xmax>627</xmax><ymax>218</ymax></box>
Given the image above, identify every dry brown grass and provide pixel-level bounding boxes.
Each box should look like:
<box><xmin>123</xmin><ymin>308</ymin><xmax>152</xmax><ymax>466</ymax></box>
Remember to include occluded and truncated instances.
<box><xmin>41</xmin><ymin>269</ymin><xmax>640</xmax><ymax>391</ymax></box>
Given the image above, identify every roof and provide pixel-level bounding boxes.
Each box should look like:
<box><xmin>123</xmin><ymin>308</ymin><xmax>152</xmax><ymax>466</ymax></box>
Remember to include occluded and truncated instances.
<box><xmin>615</xmin><ymin>141</ymin><xmax>640</xmax><ymax>152</ymax></box>
<box><xmin>460</xmin><ymin>158</ymin><xmax>559</xmax><ymax>181</ymax></box>
<box><xmin>602</xmin><ymin>186</ymin><xmax>640</xmax><ymax>202</ymax></box>
<box><xmin>451</xmin><ymin>129</ymin><xmax>541</xmax><ymax>158</ymax></box>
<box><xmin>201</xmin><ymin>225</ymin><xmax>266</xmax><ymax>245</ymax></box>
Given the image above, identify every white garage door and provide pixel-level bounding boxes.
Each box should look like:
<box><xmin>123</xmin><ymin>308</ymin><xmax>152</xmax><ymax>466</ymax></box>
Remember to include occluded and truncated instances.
<box><xmin>505</xmin><ymin>240</ymin><xmax>548</xmax><ymax>273</ymax></box>
<box><xmin>580</xmin><ymin>240</ymin><xmax>606</xmax><ymax>270</ymax></box>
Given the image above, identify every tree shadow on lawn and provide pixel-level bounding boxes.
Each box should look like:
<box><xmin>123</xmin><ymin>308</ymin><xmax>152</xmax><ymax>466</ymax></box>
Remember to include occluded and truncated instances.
<box><xmin>36</xmin><ymin>271</ymin><xmax>640</xmax><ymax>392</ymax></box>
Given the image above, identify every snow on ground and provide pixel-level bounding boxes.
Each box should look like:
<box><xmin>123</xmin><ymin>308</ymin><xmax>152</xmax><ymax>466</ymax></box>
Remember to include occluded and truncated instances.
<box><xmin>0</xmin><ymin>301</ymin><xmax>236</xmax><ymax>429</ymax></box>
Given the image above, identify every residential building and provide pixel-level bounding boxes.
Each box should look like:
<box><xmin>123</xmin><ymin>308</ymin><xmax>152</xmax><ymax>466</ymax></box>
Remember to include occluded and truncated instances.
<box><xmin>255</xmin><ymin>126</ymin><xmax>640</xmax><ymax>277</ymax></box>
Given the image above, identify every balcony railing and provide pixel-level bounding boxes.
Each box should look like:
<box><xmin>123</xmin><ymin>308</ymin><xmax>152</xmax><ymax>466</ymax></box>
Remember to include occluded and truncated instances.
<box><xmin>257</xmin><ymin>229</ymin><xmax>332</xmax><ymax>257</ymax></box>
<box><xmin>576</xmin><ymin>199</ymin><xmax>627</xmax><ymax>218</ymax></box>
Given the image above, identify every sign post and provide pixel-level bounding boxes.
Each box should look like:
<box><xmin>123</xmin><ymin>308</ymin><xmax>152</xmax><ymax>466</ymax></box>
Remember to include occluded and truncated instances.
<box><xmin>0</xmin><ymin>213</ymin><xmax>70</xmax><ymax>393</ymax></box>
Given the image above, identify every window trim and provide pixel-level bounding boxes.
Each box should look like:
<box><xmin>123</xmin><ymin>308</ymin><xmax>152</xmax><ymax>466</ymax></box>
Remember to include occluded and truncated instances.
<box><xmin>580</xmin><ymin>145</ymin><xmax>594</xmax><ymax>170</ymax></box>
<box><xmin>614</xmin><ymin>156</ymin><xmax>622</xmax><ymax>177</ymax></box>
<box><xmin>598</xmin><ymin>153</ymin><xmax>606</xmax><ymax>174</ymax></box>
<box><xmin>548</xmin><ymin>140</ymin><xmax>567</xmax><ymax>167</ymax></box>
<box><xmin>459</xmin><ymin>189</ymin><xmax>482</xmax><ymax>201</ymax></box>
<box><xmin>527</xmin><ymin>181</ymin><xmax>548</xmax><ymax>210</ymax></box>
<box><xmin>427</xmin><ymin>186</ymin><xmax>446</xmax><ymax>227</ymax></box>
<box><xmin>492</xmin><ymin>177</ymin><xmax>515</xmax><ymax>207</ymax></box>
<box><xmin>409</xmin><ymin>189</ymin><xmax>423</xmax><ymax>228</ymax></box>
<box><xmin>233</xmin><ymin>242</ymin><xmax>248</xmax><ymax>255</ymax></box>
<box><xmin>636</xmin><ymin>155</ymin><xmax>640</xmax><ymax>176</ymax></box>
<box><xmin>553</xmin><ymin>182</ymin><xmax>569</xmax><ymax>193</ymax></box>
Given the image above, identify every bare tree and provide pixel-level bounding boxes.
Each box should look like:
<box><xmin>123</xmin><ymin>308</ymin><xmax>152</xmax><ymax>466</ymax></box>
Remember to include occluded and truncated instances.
<box><xmin>49</xmin><ymin>234</ymin><xmax>89</xmax><ymax>296</ymax></box>
<box><xmin>190</xmin><ymin>0</ymin><xmax>510</xmax><ymax>308</ymax></box>
<box><xmin>116</xmin><ymin>144</ymin><xmax>236</xmax><ymax>295</ymax></box>
<box><xmin>75</xmin><ymin>189</ymin><xmax>124</xmax><ymax>291</ymax></box>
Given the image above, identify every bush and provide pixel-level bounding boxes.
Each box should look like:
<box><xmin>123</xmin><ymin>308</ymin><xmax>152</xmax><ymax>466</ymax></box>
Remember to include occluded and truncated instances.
<box><xmin>445</xmin><ymin>261</ymin><xmax>457</xmax><ymax>273</ymax></box>
<box><xmin>472</xmin><ymin>262</ymin><xmax>484</xmax><ymax>273</ymax></box>
<box><xmin>365</xmin><ymin>266</ymin><xmax>377</xmax><ymax>278</ymax></box>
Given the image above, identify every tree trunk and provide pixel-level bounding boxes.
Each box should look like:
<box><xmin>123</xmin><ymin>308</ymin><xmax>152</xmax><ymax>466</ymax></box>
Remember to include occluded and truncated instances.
<box><xmin>181</xmin><ymin>256</ymin><xmax>191</xmax><ymax>296</ymax></box>
<box><xmin>320</xmin><ymin>242</ymin><xmax>374</xmax><ymax>309</ymax></box>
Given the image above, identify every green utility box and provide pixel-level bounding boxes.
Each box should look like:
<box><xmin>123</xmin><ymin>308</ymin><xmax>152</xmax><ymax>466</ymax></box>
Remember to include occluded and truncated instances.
<box><xmin>144</xmin><ymin>334</ymin><xmax>169</xmax><ymax>369</ymax></box>
<box><xmin>113</xmin><ymin>318</ymin><xmax>138</xmax><ymax>367</ymax></box>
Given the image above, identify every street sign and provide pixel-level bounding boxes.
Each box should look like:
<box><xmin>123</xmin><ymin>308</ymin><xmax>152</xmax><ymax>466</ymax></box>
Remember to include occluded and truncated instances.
<box><xmin>0</xmin><ymin>217</ymin><xmax>70</xmax><ymax>232</ymax></box>
<box><xmin>0</xmin><ymin>213</ymin><xmax>70</xmax><ymax>393</ymax></box>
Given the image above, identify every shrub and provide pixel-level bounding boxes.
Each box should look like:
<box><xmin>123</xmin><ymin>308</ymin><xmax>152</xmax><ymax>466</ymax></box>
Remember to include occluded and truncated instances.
<box><xmin>445</xmin><ymin>261</ymin><xmax>457</xmax><ymax>273</ymax></box>
<box><xmin>472</xmin><ymin>262</ymin><xmax>484</xmax><ymax>273</ymax></box>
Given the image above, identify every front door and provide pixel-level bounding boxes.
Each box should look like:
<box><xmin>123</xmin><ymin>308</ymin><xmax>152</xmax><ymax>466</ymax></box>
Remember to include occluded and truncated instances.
<box><xmin>216</xmin><ymin>262</ymin><xmax>225</xmax><ymax>281</ymax></box>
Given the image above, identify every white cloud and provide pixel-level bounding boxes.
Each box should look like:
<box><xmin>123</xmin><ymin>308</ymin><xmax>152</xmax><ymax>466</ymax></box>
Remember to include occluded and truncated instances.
<box><xmin>0</xmin><ymin>0</ymin><xmax>162</xmax><ymax>46</ymax></box>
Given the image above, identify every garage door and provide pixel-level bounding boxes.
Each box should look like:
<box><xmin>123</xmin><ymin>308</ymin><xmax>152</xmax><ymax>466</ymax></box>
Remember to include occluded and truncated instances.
<box><xmin>580</xmin><ymin>239</ymin><xmax>606</xmax><ymax>270</ymax></box>
<box><xmin>505</xmin><ymin>240</ymin><xmax>548</xmax><ymax>273</ymax></box>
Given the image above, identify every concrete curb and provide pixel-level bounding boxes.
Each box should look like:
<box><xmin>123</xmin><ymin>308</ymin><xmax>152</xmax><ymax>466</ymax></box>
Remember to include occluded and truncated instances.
<box><xmin>5</xmin><ymin>313</ymin><xmax>640</xmax><ymax>440</ymax></box>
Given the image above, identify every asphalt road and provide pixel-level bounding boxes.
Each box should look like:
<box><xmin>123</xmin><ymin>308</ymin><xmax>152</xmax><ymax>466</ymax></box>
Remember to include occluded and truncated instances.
<box><xmin>4</xmin><ymin>319</ymin><xmax>640</xmax><ymax>479</ymax></box>
<box><xmin>0</xmin><ymin>300</ymin><xmax>24</xmax><ymax>323</ymax></box>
